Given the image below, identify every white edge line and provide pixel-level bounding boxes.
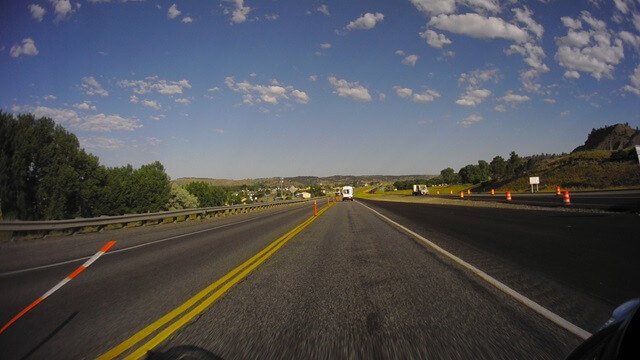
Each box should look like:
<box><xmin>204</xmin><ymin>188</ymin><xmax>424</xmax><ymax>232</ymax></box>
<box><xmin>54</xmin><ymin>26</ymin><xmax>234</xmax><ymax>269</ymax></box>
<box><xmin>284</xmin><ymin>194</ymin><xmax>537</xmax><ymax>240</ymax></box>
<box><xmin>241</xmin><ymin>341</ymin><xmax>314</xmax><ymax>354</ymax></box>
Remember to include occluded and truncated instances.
<box><xmin>356</xmin><ymin>200</ymin><xmax>593</xmax><ymax>340</ymax></box>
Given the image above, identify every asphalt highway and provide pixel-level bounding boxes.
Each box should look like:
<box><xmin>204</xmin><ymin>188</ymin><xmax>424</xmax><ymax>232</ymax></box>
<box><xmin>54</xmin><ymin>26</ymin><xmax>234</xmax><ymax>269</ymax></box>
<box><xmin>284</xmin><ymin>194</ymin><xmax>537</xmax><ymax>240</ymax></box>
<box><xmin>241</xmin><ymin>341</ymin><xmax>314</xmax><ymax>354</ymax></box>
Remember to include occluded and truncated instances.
<box><xmin>1</xmin><ymin>198</ymin><xmax>636</xmax><ymax>359</ymax></box>
<box><xmin>0</xmin><ymin>201</ymin><xmax>327</xmax><ymax>359</ymax></box>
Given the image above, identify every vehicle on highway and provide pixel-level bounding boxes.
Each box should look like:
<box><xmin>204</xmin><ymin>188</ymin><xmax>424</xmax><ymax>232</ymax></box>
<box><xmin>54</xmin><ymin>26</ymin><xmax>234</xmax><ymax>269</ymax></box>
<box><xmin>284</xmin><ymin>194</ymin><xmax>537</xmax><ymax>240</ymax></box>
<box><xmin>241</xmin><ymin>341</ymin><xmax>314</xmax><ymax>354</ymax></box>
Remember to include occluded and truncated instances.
<box><xmin>412</xmin><ymin>184</ymin><xmax>429</xmax><ymax>195</ymax></box>
<box><xmin>567</xmin><ymin>298</ymin><xmax>639</xmax><ymax>359</ymax></box>
<box><xmin>342</xmin><ymin>186</ymin><xmax>354</xmax><ymax>201</ymax></box>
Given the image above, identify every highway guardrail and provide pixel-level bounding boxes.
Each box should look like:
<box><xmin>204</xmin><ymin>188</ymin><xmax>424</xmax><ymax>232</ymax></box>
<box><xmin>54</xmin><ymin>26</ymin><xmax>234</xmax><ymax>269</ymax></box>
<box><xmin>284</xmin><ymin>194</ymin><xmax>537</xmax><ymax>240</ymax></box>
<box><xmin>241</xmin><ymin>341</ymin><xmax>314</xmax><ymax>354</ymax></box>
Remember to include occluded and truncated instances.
<box><xmin>0</xmin><ymin>198</ymin><xmax>315</xmax><ymax>240</ymax></box>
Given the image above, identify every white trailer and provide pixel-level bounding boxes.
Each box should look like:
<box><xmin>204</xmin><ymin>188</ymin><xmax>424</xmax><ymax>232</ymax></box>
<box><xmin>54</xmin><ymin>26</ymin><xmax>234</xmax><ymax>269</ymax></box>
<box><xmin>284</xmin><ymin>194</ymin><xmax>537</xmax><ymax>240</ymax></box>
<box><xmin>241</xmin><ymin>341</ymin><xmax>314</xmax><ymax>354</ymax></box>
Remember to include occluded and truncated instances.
<box><xmin>412</xmin><ymin>184</ymin><xmax>429</xmax><ymax>195</ymax></box>
<box><xmin>342</xmin><ymin>186</ymin><xmax>354</xmax><ymax>201</ymax></box>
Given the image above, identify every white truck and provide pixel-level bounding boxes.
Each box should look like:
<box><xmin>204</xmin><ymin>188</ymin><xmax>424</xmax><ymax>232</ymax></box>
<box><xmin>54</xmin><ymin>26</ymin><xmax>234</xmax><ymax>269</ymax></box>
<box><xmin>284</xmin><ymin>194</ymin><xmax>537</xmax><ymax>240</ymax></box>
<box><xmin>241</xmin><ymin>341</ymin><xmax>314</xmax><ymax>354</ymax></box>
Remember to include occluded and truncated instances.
<box><xmin>412</xmin><ymin>184</ymin><xmax>429</xmax><ymax>195</ymax></box>
<box><xmin>342</xmin><ymin>186</ymin><xmax>354</xmax><ymax>201</ymax></box>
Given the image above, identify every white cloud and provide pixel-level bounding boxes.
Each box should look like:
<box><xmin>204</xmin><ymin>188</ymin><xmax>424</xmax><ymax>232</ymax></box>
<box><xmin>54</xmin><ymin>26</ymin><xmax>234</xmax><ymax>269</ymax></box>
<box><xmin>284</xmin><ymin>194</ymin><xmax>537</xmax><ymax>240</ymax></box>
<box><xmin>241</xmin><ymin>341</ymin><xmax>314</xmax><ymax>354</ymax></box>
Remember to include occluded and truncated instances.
<box><xmin>409</xmin><ymin>0</ymin><xmax>456</xmax><ymax>16</ymax></box>
<box><xmin>49</xmin><ymin>0</ymin><xmax>74</xmax><ymax>22</ymax></box>
<box><xmin>80</xmin><ymin>136</ymin><xmax>124</xmax><ymax>150</ymax></box>
<box><xmin>10</xmin><ymin>38</ymin><xmax>39</xmax><ymax>58</ymax></box>
<box><xmin>317</xmin><ymin>4</ymin><xmax>330</xmax><ymax>16</ymax></box>
<box><xmin>463</xmin><ymin>0</ymin><xmax>501</xmax><ymax>14</ymax></box>
<box><xmin>309</xmin><ymin>75</ymin><xmax>318</xmax><ymax>82</ymax></box>
<box><xmin>456</xmin><ymin>69</ymin><xmax>497</xmax><ymax>105</ymax></box>
<box><xmin>264</xmin><ymin>14</ymin><xmax>278</xmax><ymax>21</ymax></box>
<box><xmin>34</xmin><ymin>106</ymin><xmax>141</xmax><ymax>132</ymax></box>
<box><xmin>456</xmin><ymin>88</ymin><xmax>491</xmax><ymax>106</ymax></box>
<box><xmin>619</xmin><ymin>30</ymin><xmax>640</xmax><ymax>51</ymax></box>
<box><xmin>224</xmin><ymin>0</ymin><xmax>252</xmax><ymax>24</ymax></box>
<box><xmin>168</xmin><ymin>4</ymin><xmax>181</xmax><ymax>19</ymax></box>
<box><xmin>291</xmin><ymin>90</ymin><xmax>310</xmax><ymax>104</ymax></box>
<box><xmin>459</xmin><ymin>114</ymin><xmax>483</xmax><ymax>127</ymax></box>
<box><xmin>320</xmin><ymin>43</ymin><xmax>332</xmax><ymax>49</ymax></box>
<box><xmin>613</xmin><ymin>0</ymin><xmax>630</xmax><ymax>14</ymax></box>
<box><xmin>130</xmin><ymin>95</ymin><xmax>139</xmax><ymax>104</ymax></box>
<box><xmin>81</xmin><ymin>76</ymin><xmax>109</xmax><ymax>96</ymax></box>
<box><xmin>182</xmin><ymin>17</ymin><xmax>193</xmax><ymax>24</ymax></box>
<box><xmin>499</xmin><ymin>92</ymin><xmax>530</xmax><ymax>103</ymax></box>
<box><xmin>141</xmin><ymin>99</ymin><xmax>162</xmax><ymax>110</ymax></box>
<box><xmin>346</xmin><ymin>13</ymin><xmax>384</xmax><ymax>30</ymax></box>
<box><xmin>402</xmin><ymin>54</ymin><xmax>419</xmax><ymax>66</ymax></box>
<box><xmin>29</xmin><ymin>4</ymin><xmax>46</xmax><ymax>22</ymax></box>
<box><xmin>175</xmin><ymin>98</ymin><xmax>190</xmax><ymax>105</ymax></box>
<box><xmin>211</xmin><ymin>128</ymin><xmax>225</xmax><ymax>134</ymax></box>
<box><xmin>44</xmin><ymin>95</ymin><xmax>56</xmax><ymax>100</ymax></box>
<box><xmin>208</xmin><ymin>87</ymin><xmax>221</xmax><ymax>92</ymax></box>
<box><xmin>328</xmin><ymin>76</ymin><xmax>372</xmax><ymax>102</ymax></box>
<box><xmin>623</xmin><ymin>64</ymin><xmax>640</xmax><ymax>96</ymax></box>
<box><xmin>413</xmin><ymin>89</ymin><xmax>441</xmax><ymax>103</ymax></box>
<box><xmin>543</xmin><ymin>98</ymin><xmax>556</xmax><ymax>104</ymax></box>
<box><xmin>555</xmin><ymin>11</ymin><xmax>625</xmax><ymax>80</ymax></box>
<box><xmin>394</xmin><ymin>87</ymin><xmax>413</xmax><ymax>98</ymax></box>
<box><xmin>78</xmin><ymin>114</ymin><xmax>139</xmax><ymax>132</ymax></box>
<box><xmin>560</xmin><ymin>110</ymin><xmax>570</xmax><ymax>116</ymax></box>
<box><xmin>225</xmin><ymin>76</ymin><xmax>309</xmax><ymax>106</ymax></box>
<box><xmin>395</xmin><ymin>50</ymin><xmax>405</xmax><ymax>56</ymax></box>
<box><xmin>393</xmin><ymin>86</ymin><xmax>440</xmax><ymax>103</ymax></box>
<box><xmin>378</xmin><ymin>92</ymin><xmax>386</xmax><ymax>101</ymax></box>
<box><xmin>428</xmin><ymin>13</ymin><xmax>529</xmax><ymax>43</ymax></box>
<box><xmin>564</xmin><ymin>70</ymin><xmax>581</xmax><ymax>79</ymax></box>
<box><xmin>494</xmin><ymin>104</ymin><xmax>506</xmax><ymax>112</ymax></box>
<box><xmin>420</xmin><ymin>29</ymin><xmax>452</xmax><ymax>48</ymax></box>
<box><xmin>73</xmin><ymin>101</ymin><xmax>96</xmax><ymax>111</ymax></box>
<box><xmin>561</xmin><ymin>16</ymin><xmax>582</xmax><ymax>30</ymax></box>
<box><xmin>513</xmin><ymin>7</ymin><xmax>544</xmax><ymax>40</ymax></box>
<box><xmin>147</xmin><ymin>137</ymin><xmax>162</xmax><ymax>146</ymax></box>
<box><xmin>458</xmin><ymin>68</ymin><xmax>500</xmax><ymax>86</ymax></box>
<box><xmin>118</xmin><ymin>77</ymin><xmax>191</xmax><ymax>96</ymax></box>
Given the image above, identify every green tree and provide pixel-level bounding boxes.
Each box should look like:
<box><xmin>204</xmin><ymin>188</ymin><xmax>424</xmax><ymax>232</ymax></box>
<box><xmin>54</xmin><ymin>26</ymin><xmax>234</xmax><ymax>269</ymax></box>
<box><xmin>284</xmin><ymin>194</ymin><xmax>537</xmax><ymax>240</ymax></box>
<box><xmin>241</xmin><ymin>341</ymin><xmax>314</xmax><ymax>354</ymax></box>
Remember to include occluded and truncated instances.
<box><xmin>0</xmin><ymin>112</ymin><xmax>108</xmax><ymax>220</ymax></box>
<box><xmin>489</xmin><ymin>156</ymin><xmax>506</xmax><ymax>180</ymax></box>
<box><xmin>309</xmin><ymin>184</ymin><xmax>324</xmax><ymax>197</ymax></box>
<box><xmin>477</xmin><ymin>160</ymin><xmax>491</xmax><ymax>182</ymax></box>
<box><xmin>184</xmin><ymin>181</ymin><xmax>228</xmax><ymax>207</ymax></box>
<box><xmin>131</xmin><ymin>161</ymin><xmax>171</xmax><ymax>213</ymax></box>
<box><xmin>166</xmin><ymin>183</ymin><xmax>199</xmax><ymax>210</ymax></box>
<box><xmin>459</xmin><ymin>164</ymin><xmax>484</xmax><ymax>184</ymax></box>
<box><xmin>440</xmin><ymin>168</ymin><xmax>458</xmax><ymax>184</ymax></box>
<box><xmin>506</xmin><ymin>151</ymin><xmax>524</xmax><ymax>178</ymax></box>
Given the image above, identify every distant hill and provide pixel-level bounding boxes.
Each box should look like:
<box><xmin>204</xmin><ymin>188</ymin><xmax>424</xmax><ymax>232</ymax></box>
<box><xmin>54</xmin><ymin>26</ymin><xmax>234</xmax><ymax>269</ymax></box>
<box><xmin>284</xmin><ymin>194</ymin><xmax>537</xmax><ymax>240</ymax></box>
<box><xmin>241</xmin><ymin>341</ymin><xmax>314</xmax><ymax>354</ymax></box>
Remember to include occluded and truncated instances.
<box><xmin>173</xmin><ymin>174</ymin><xmax>434</xmax><ymax>188</ymax></box>
<box><xmin>573</xmin><ymin>123</ymin><xmax>640</xmax><ymax>153</ymax></box>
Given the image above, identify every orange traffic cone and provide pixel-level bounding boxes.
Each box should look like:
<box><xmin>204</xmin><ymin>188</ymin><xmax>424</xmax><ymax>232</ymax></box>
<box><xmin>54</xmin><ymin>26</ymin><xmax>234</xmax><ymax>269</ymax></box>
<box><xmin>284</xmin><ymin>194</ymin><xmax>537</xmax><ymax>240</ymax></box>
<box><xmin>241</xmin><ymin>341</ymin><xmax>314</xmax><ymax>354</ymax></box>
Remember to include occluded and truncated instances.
<box><xmin>563</xmin><ymin>191</ymin><xmax>571</xmax><ymax>205</ymax></box>
<box><xmin>450</xmin><ymin>190</ymin><xmax>453</xmax><ymax>195</ymax></box>
<box><xmin>467</xmin><ymin>189</ymin><xmax>471</xmax><ymax>195</ymax></box>
<box><xmin>506</xmin><ymin>191</ymin><xmax>512</xmax><ymax>202</ymax></box>
<box><xmin>460</xmin><ymin>191</ymin><xmax>465</xmax><ymax>199</ymax></box>
<box><xmin>314</xmin><ymin>200</ymin><xmax>318</xmax><ymax>216</ymax></box>
<box><xmin>491</xmin><ymin>188</ymin><xmax>495</xmax><ymax>195</ymax></box>
<box><xmin>556</xmin><ymin>186</ymin><xmax>561</xmax><ymax>196</ymax></box>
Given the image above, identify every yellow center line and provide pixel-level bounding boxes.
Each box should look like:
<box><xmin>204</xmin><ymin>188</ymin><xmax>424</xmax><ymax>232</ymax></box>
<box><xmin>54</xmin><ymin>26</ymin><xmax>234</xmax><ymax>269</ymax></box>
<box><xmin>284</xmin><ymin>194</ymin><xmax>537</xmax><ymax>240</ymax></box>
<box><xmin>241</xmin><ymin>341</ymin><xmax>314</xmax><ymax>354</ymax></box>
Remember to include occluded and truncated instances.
<box><xmin>98</xmin><ymin>202</ymin><xmax>333</xmax><ymax>360</ymax></box>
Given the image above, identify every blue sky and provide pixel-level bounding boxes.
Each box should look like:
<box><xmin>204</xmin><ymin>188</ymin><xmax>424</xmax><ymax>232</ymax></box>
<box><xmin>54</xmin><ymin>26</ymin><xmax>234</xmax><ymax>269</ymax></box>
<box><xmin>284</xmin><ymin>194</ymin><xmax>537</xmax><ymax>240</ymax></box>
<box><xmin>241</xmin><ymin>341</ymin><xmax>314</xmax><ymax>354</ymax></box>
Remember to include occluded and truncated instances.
<box><xmin>2</xmin><ymin>0</ymin><xmax>640</xmax><ymax>179</ymax></box>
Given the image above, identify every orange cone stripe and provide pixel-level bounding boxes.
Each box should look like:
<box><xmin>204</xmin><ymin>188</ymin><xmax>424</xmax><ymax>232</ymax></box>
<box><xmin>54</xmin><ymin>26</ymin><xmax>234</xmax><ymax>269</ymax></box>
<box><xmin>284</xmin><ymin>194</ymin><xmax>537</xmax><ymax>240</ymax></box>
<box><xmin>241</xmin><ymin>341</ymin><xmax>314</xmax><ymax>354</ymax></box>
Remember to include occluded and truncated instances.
<box><xmin>0</xmin><ymin>240</ymin><xmax>116</xmax><ymax>335</ymax></box>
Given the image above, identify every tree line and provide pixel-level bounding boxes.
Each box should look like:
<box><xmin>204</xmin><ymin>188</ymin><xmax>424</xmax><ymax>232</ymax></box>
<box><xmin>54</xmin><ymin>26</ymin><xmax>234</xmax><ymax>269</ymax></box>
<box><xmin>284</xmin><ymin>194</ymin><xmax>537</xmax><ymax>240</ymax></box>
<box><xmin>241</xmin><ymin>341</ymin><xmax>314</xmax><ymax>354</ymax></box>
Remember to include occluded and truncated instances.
<box><xmin>394</xmin><ymin>152</ymin><xmax>558</xmax><ymax>190</ymax></box>
<box><xmin>0</xmin><ymin>112</ymin><xmax>257</xmax><ymax>220</ymax></box>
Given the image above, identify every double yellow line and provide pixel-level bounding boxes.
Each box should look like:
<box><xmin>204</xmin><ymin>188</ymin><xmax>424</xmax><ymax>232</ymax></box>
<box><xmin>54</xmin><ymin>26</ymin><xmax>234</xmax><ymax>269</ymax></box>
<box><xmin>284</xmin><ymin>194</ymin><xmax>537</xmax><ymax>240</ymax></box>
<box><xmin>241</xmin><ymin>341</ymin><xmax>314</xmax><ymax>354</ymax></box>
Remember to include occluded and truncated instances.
<box><xmin>99</xmin><ymin>202</ymin><xmax>333</xmax><ymax>359</ymax></box>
